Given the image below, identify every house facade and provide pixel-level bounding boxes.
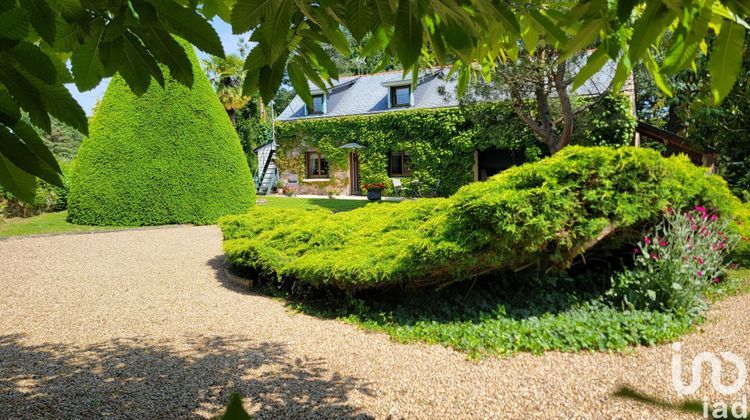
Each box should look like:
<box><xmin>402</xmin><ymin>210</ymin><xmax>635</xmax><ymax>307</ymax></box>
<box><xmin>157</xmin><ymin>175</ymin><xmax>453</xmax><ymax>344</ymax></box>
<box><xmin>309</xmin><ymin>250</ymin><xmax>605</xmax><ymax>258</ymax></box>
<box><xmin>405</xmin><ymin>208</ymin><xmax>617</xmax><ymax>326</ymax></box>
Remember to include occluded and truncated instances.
<box><xmin>261</xmin><ymin>66</ymin><xmax>636</xmax><ymax>197</ymax></box>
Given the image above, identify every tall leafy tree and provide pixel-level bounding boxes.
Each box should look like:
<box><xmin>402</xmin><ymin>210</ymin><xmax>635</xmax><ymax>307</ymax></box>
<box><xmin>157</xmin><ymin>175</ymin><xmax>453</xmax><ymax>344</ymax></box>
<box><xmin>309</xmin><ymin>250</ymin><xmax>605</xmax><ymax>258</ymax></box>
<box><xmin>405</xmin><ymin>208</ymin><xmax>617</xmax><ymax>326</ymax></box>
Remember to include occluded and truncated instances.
<box><xmin>203</xmin><ymin>54</ymin><xmax>250</xmax><ymax>126</ymax></box>
<box><xmin>1</xmin><ymin>0</ymin><xmax>749</xmax><ymax>201</ymax></box>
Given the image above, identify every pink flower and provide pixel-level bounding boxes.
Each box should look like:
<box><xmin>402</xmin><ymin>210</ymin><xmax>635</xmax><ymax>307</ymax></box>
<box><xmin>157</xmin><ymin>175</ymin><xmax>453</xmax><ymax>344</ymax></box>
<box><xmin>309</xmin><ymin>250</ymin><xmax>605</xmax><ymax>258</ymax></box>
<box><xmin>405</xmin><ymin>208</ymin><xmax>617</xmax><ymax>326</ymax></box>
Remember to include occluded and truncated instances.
<box><xmin>644</xmin><ymin>237</ymin><xmax>652</xmax><ymax>245</ymax></box>
<box><xmin>659</xmin><ymin>240</ymin><xmax>668</xmax><ymax>247</ymax></box>
<box><xmin>697</xmin><ymin>270</ymin><xmax>703</xmax><ymax>277</ymax></box>
<box><xmin>651</xmin><ymin>253</ymin><xmax>660</xmax><ymax>260</ymax></box>
<box><xmin>695</xmin><ymin>205</ymin><xmax>707</xmax><ymax>214</ymax></box>
<box><xmin>710</xmin><ymin>214</ymin><xmax>718</xmax><ymax>222</ymax></box>
<box><xmin>714</xmin><ymin>277</ymin><xmax>721</xmax><ymax>284</ymax></box>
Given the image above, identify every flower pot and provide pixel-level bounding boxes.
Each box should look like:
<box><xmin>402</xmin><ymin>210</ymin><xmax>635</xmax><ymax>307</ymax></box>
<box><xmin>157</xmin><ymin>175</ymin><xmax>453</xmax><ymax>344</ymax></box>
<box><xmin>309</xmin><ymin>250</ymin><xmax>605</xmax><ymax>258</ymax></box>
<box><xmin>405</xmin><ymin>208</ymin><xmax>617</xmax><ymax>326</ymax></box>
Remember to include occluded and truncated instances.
<box><xmin>367</xmin><ymin>188</ymin><xmax>382</xmax><ymax>201</ymax></box>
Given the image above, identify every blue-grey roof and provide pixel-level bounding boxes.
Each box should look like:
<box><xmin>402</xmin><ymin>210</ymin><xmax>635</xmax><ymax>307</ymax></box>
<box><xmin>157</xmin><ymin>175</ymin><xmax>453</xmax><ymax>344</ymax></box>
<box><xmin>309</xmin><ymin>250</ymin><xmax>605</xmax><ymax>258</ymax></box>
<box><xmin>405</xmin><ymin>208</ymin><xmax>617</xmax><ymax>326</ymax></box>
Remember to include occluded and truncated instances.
<box><xmin>278</xmin><ymin>69</ymin><xmax>457</xmax><ymax>121</ymax></box>
<box><xmin>277</xmin><ymin>60</ymin><xmax>625</xmax><ymax>121</ymax></box>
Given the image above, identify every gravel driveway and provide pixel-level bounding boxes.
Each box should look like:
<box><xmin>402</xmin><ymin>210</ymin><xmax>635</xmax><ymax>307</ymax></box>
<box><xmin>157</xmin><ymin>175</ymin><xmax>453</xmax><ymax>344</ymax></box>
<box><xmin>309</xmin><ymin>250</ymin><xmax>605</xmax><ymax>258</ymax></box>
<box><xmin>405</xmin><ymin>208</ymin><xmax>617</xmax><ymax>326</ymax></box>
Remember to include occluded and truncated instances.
<box><xmin>0</xmin><ymin>226</ymin><xmax>748</xmax><ymax>418</ymax></box>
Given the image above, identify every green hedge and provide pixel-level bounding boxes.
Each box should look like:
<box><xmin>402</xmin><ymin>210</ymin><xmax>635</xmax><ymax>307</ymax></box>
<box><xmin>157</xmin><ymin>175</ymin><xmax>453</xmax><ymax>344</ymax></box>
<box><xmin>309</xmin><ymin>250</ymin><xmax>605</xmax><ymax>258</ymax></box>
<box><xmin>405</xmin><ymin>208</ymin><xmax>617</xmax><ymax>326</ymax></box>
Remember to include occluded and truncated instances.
<box><xmin>68</xmin><ymin>43</ymin><xmax>254</xmax><ymax>226</ymax></box>
<box><xmin>221</xmin><ymin>146</ymin><xmax>750</xmax><ymax>291</ymax></box>
<box><xmin>276</xmin><ymin>94</ymin><xmax>635</xmax><ymax>196</ymax></box>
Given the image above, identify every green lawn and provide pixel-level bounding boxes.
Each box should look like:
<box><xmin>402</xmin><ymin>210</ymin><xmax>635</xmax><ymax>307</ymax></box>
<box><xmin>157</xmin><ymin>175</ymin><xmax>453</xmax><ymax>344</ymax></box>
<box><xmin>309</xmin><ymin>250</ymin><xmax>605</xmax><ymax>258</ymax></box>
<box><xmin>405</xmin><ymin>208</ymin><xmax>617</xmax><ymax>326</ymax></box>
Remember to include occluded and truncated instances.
<box><xmin>256</xmin><ymin>195</ymin><xmax>395</xmax><ymax>212</ymax></box>
<box><xmin>0</xmin><ymin>212</ymin><xmax>126</xmax><ymax>238</ymax></box>
<box><xmin>0</xmin><ymin>197</ymin><xmax>388</xmax><ymax>238</ymax></box>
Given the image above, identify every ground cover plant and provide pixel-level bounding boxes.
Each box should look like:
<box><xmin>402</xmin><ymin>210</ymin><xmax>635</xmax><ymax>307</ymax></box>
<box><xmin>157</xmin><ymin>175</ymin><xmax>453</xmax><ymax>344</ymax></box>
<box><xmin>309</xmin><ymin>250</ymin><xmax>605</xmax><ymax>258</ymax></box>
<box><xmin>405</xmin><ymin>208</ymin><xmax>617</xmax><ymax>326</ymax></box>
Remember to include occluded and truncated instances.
<box><xmin>67</xmin><ymin>43</ymin><xmax>254</xmax><ymax>226</ymax></box>
<box><xmin>250</xmin><ymin>267</ymin><xmax>749</xmax><ymax>358</ymax></box>
<box><xmin>221</xmin><ymin>146</ymin><xmax>750</xmax><ymax>292</ymax></box>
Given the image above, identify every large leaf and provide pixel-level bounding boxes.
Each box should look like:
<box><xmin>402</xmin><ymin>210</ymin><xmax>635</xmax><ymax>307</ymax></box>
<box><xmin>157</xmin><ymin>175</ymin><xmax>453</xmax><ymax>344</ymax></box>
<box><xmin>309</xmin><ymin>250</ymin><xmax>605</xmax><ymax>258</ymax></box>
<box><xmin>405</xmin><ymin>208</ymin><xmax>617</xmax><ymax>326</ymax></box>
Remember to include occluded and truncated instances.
<box><xmin>5</xmin><ymin>41</ymin><xmax>57</xmax><ymax>85</ymax></box>
<box><xmin>345</xmin><ymin>0</ymin><xmax>372</xmax><ymax>41</ymax></box>
<box><xmin>0</xmin><ymin>87</ymin><xmax>21</xmax><ymax>126</ymax></box>
<box><xmin>560</xmin><ymin>18</ymin><xmax>602</xmax><ymax>62</ymax></box>
<box><xmin>527</xmin><ymin>9</ymin><xmax>566</xmax><ymax>46</ymax></box>
<box><xmin>258</xmin><ymin>51</ymin><xmax>289</xmax><ymax>104</ymax></box>
<box><xmin>0</xmin><ymin>152</ymin><xmax>36</xmax><ymax>203</ymax></box>
<box><xmin>299</xmin><ymin>39</ymin><xmax>339</xmax><ymax>80</ymax></box>
<box><xmin>23</xmin><ymin>71</ymin><xmax>88</xmax><ymax>135</ymax></box>
<box><xmin>99</xmin><ymin>38</ymin><xmax>124</xmax><ymax>77</ymax></box>
<box><xmin>287</xmin><ymin>58</ymin><xmax>312</xmax><ymax>107</ymax></box>
<box><xmin>431</xmin><ymin>0</ymin><xmax>476</xmax><ymax>51</ymax></box>
<box><xmin>710</xmin><ymin>20</ymin><xmax>746</xmax><ymax>104</ymax></box>
<box><xmin>0</xmin><ymin>65</ymin><xmax>50</xmax><ymax>132</ymax></box>
<box><xmin>202</xmin><ymin>0</ymin><xmax>232</xmax><ymax>21</ymax></box>
<box><xmin>643</xmin><ymin>50</ymin><xmax>672</xmax><ymax>97</ymax></box>
<box><xmin>140</xmin><ymin>27</ymin><xmax>193</xmax><ymax>86</ymax></box>
<box><xmin>257</xmin><ymin>0</ymin><xmax>293</xmax><ymax>62</ymax></box>
<box><xmin>572</xmin><ymin>46</ymin><xmax>609</xmax><ymax>90</ymax></box>
<box><xmin>372</xmin><ymin>0</ymin><xmax>394</xmax><ymax>27</ymax></box>
<box><xmin>0</xmin><ymin>7</ymin><xmax>29</xmax><ymax>40</ymax></box>
<box><xmin>20</xmin><ymin>0</ymin><xmax>55</xmax><ymax>44</ymax></box>
<box><xmin>13</xmin><ymin>119</ymin><xmax>62</xmax><ymax>181</ymax></box>
<box><xmin>231</xmin><ymin>0</ymin><xmax>279</xmax><ymax>34</ymax></box>
<box><xmin>628</xmin><ymin>3</ymin><xmax>675</xmax><ymax>65</ymax></box>
<box><xmin>148</xmin><ymin>0</ymin><xmax>224</xmax><ymax>57</ymax></box>
<box><xmin>53</xmin><ymin>17</ymin><xmax>79</xmax><ymax>52</ymax></box>
<box><xmin>51</xmin><ymin>0</ymin><xmax>86</xmax><ymax>20</ymax></box>
<box><xmin>392</xmin><ymin>0</ymin><xmax>423</xmax><ymax>68</ymax></box>
<box><xmin>0</xmin><ymin>125</ymin><xmax>61</xmax><ymax>186</ymax></box>
<box><xmin>123</xmin><ymin>32</ymin><xmax>165</xmax><ymax>88</ymax></box>
<box><xmin>118</xmin><ymin>38</ymin><xmax>154</xmax><ymax>95</ymax></box>
<box><xmin>71</xmin><ymin>29</ymin><xmax>106</xmax><ymax>91</ymax></box>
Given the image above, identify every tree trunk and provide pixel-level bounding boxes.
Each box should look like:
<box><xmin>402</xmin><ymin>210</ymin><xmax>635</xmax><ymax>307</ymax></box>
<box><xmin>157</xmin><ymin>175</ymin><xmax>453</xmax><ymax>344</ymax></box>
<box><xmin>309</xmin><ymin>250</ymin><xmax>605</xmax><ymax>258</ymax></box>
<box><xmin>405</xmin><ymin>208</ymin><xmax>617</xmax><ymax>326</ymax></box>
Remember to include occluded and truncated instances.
<box><xmin>259</xmin><ymin>100</ymin><xmax>267</xmax><ymax>122</ymax></box>
<box><xmin>552</xmin><ymin>61</ymin><xmax>574</xmax><ymax>153</ymax></box>
<box><xmin>227</xmin><ymin>108</ymin><xmax>237</xmax><ymax>127</ymax></box>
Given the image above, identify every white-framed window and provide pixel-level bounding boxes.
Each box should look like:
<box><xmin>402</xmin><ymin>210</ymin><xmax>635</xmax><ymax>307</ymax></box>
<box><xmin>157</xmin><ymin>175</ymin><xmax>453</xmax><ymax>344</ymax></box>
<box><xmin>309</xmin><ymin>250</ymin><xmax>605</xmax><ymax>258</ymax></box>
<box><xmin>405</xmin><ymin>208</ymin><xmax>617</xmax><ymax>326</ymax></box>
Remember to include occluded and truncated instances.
<box><xmin>306</xmin><ymin>94</ymin><xmax>326</xmax><ymax>115</ymax></box>
<box><xmin>390</xmin><ymin>86</ymin><xmax>411</xmax><ymax>107</ymax></box>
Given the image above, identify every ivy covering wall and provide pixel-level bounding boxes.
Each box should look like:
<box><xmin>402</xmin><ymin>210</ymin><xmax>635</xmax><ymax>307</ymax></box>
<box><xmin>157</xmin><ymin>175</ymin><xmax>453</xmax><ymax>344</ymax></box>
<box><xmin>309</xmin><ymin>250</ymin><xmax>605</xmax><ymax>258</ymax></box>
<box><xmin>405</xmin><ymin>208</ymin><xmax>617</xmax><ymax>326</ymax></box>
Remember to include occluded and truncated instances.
<box><xmin>275</xmin><ymin>94</ymin><xmax>636</xmax><ymax>196</ymax></box>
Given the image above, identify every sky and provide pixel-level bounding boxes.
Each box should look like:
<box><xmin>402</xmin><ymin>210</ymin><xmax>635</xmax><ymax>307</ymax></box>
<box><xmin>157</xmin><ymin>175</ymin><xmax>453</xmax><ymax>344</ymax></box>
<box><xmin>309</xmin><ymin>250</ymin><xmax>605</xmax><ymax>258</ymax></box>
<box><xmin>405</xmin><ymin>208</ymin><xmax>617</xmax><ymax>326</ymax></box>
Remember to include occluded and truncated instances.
<box><xmin>66</xmin><ymin>18</ymin><xmax>245</xmax><ymax>116</ymax></box>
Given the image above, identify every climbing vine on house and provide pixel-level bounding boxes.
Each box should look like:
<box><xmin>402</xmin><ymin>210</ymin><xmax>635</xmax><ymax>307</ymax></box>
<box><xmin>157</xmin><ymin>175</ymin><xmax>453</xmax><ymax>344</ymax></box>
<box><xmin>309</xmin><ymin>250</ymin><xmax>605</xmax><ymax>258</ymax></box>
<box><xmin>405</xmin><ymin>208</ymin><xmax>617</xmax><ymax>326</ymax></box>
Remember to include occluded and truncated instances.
<box><xmin>275</xmin><ymin>94</ymin><xmax>635</xmax><ymax>196</ymax></box>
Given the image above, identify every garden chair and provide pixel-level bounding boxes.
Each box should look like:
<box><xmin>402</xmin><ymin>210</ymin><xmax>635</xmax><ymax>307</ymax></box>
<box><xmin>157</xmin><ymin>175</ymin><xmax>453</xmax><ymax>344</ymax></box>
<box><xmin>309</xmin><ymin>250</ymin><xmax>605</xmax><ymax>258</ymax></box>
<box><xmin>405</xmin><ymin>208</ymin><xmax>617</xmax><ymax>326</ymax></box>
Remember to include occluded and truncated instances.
<box><xmin>391</xmin><ymin>178</ymin><xmax>408</xmax><ymax>197</ymax></box>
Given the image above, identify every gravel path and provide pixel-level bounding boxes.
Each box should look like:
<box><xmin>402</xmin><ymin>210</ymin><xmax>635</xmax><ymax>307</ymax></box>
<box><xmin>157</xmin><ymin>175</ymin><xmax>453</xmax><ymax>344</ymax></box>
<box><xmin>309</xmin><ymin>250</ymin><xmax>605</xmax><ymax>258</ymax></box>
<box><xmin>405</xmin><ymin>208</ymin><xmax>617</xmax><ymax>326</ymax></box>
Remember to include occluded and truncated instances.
<box><xmin>0</xmin><ymin>226</ymin><xmax>748</xmax><ymax>418</ymax></box>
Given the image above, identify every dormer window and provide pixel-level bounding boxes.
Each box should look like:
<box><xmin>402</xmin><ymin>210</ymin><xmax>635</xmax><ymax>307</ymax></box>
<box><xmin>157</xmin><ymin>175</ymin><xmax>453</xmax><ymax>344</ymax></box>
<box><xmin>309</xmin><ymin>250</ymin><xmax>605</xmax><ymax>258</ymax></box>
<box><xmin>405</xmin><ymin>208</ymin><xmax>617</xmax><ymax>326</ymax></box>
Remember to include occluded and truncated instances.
<box><xmin>306</xmin><ymin>94</ymin><xmax>326</xmax><ymax>115</ymax></box>
<box><xmin>390</xmin><ymin>86</ymin><xmax>411</xmax><ymax>107</ymax></box>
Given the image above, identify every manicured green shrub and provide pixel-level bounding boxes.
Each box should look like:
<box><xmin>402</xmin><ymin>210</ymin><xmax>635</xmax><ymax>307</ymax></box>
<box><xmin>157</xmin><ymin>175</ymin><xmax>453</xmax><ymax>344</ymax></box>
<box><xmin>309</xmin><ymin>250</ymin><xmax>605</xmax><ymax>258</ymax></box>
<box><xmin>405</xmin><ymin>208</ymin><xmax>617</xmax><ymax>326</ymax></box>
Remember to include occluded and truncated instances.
<box><xmin>221</xmin><ymin>146</ymin><xmax>750</xmax><ymax>291</ymax></box>
<box><xmin>67</xmin><ymin>43</ymin><xmax>254</xmax><ymax>226</ymax></box>
<box><xmin>611</xmin><ymin>206</ymin><xmax>740</xmax><ymax>315</ymax></box>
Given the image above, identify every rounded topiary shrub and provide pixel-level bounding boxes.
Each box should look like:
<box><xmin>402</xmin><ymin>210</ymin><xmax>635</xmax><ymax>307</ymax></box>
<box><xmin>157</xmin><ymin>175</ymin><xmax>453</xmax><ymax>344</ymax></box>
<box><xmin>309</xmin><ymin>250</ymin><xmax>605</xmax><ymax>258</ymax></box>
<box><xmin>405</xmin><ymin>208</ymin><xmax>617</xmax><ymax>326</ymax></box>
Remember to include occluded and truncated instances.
<box><xmin>68</xmin><ymin>44</ymin><xmax>254</xmax><ymax>226</ymax></box>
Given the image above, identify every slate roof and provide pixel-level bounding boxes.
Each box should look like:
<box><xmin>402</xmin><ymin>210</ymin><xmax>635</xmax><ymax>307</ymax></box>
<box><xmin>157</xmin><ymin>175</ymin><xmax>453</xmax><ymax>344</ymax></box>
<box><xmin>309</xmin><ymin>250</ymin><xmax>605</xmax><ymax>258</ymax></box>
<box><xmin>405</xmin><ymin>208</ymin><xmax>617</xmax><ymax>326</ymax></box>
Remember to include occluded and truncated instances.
<box><xmin>277</xmin><ymin>60</ymin><xmax>624</xmax><ymax>121</ymax></box>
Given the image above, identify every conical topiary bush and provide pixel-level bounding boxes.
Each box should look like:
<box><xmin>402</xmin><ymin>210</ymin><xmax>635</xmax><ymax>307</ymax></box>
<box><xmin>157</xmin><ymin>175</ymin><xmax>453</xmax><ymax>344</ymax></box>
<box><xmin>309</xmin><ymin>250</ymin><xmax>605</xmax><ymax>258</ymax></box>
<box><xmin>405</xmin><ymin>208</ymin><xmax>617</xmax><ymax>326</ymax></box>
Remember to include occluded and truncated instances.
<box><xmin>68</xmin><ymin>44</ymin><xmax>255</xmax><ymax>226</ymax></box>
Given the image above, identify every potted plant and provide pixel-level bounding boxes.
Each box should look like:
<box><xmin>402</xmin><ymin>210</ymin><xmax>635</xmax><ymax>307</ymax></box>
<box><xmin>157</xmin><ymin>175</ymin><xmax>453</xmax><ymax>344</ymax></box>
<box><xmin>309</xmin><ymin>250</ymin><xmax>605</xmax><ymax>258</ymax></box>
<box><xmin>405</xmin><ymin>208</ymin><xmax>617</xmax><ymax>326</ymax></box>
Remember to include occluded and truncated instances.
<box><xmin>362</xmin><ymin>182</ymin><xmax>385</xmax><ymax>201</ymax></box>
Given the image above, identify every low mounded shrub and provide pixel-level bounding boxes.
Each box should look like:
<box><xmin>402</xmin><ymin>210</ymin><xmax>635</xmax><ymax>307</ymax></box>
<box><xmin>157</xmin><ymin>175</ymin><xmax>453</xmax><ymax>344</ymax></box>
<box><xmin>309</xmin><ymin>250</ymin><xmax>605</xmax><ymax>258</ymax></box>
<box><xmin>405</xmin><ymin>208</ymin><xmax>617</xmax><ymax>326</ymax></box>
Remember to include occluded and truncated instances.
<box><xmin>611</xmin><ymin>206</ymin><xmax>739</xmax><ymax>315</ymax></box>
<box><xmin>67</xmin><ymin>42</ymin><xmax>254</xmax><ymax>226</ymax></box>
<box><xmin>220</xmin><ymin>146</ymin><xmax>750</xmax><ymax>291</ymax></box>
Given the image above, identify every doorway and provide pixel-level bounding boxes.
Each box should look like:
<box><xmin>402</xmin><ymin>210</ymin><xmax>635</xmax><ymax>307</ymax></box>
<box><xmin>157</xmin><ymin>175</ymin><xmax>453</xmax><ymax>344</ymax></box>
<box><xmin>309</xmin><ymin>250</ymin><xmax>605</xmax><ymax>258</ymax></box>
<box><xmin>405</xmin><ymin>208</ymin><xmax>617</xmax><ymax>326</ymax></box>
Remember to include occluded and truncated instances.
<box><xmin>476</xmin><ymin>148</ymin><xmax>525</xmax><ymax>181</ymax></box>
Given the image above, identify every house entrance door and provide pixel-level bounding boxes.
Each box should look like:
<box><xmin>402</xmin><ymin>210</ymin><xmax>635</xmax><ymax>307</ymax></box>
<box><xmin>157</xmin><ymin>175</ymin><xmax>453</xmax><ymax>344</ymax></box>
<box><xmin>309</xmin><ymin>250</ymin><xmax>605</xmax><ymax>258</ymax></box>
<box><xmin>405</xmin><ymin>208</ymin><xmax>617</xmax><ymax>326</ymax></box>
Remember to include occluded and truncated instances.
<box><xmin>349</xmin><ymin>152</ymin><xmax>361</xmax><ymax>195</ymax></box>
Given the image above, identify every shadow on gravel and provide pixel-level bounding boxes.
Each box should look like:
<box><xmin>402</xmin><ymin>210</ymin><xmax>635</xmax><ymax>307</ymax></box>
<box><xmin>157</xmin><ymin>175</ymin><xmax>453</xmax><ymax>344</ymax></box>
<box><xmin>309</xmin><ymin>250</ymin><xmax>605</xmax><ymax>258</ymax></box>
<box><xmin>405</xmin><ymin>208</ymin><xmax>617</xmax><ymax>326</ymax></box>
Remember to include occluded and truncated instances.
<box><xmin>0</xmin><ymin>334</ymin><xmax>373</xmax><ymax>419</ymax></box>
